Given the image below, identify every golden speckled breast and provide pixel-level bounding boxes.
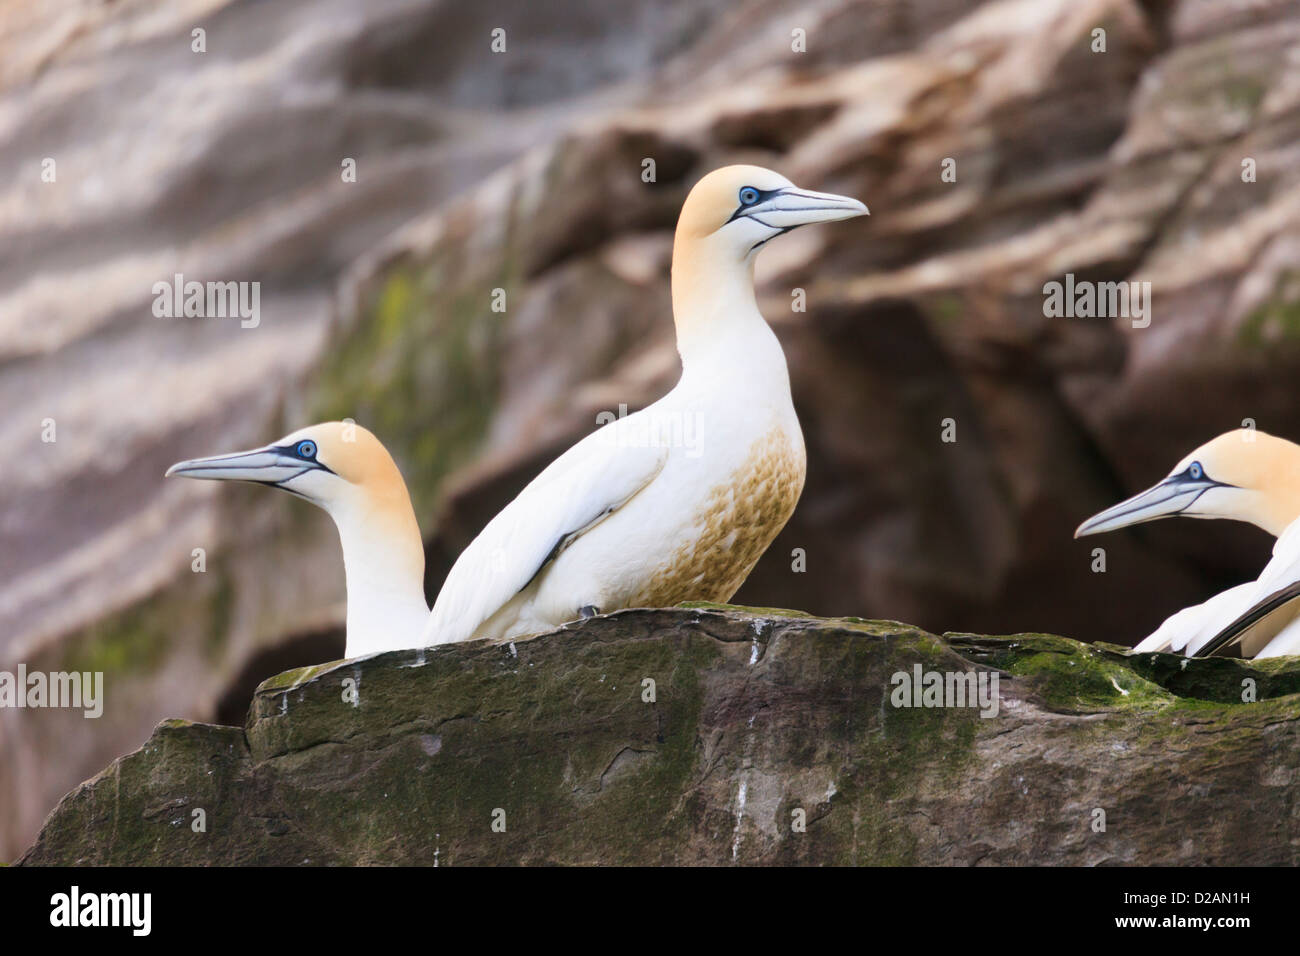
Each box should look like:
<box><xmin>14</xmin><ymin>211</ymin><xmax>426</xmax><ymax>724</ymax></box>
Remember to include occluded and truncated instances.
<box><xmin>631</xmin><ymin>426</ymin><xmax>806</xmax><ymax>607</ymax></box>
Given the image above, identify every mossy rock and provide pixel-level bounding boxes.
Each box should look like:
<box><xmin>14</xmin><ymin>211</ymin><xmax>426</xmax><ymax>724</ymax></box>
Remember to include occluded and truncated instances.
<box><xmin>21</xmin><ymin>607</ymin><xmax>1300</xmax><ymax>866</ymax></box>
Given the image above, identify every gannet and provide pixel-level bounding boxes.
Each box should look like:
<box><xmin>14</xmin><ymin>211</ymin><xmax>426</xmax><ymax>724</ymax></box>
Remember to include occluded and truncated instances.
<box><xmin>423</xmin><ymin>165</ymin><xmax>866</xmax><ymax>646</ymax></box>
<box><xmin>167</xmin><ymin>165</ymin><xmax>867</xmax><ymax>657</ymax></box>
<box><xmin>1075</xmin><ymin>429</ymin><xmax>1300</xmax><ymax>658</ymax></box>
<box><xmin>167</xmin><ymin>422</ymin><xmax>429</xmax><ymax>659</ymax></box>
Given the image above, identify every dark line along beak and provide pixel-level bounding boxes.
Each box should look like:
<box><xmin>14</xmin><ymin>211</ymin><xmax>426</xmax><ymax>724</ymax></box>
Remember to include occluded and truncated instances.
<box><xmin>165</xmin><ymin>445</ymin><xmax>322</xmax><ymax>486</ymax></box>
<box><xmin>732</xmin><ymin>187</ymin><xmax>869</xmax><ymax>229</ymax></box>
<box><xmin>1074</xmin><ymin>475</ymin><xmax>1227</xmax><ymax>538</ymax></box>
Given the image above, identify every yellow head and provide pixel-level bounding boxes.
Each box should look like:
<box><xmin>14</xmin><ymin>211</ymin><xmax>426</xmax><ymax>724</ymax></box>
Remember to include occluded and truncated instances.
<box><xmin>674</xmin><ymin>164</ymin><xmax>867</xmax><ymax>259</ymax></box>
<box><xmin>166</xmin><ymin>422</ymin><xmax>405</xmax><ymax>505</ymax></box>
<box><xmin>670</xmin><ymin>165</ymin><xmax>867</xmax><ymax>344</ymax></box>
<box><xmin>167</xmin><ymin>422</ymin><xmax>430</xmax><ymax>656</ymax></box>
<box><xmin>1075</xmin><ymin>429</ymin><xmax>1300</xmax><ymax>538</ymax></box>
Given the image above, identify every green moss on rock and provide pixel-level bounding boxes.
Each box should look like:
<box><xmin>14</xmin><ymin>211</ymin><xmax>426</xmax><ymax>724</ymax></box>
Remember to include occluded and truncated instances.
<box><xmin>21</xmin><ymin>608</ymin><xmax>1300</xmax><ymax>866</ymax></box>
<box><xmin>311</xmin><ymin>261</ymin><xmax>509</xmax><ymax>520</ymax></box>
<box><xmin>1237</xmin><ymin>271</ymin><xmax>1300</xmax><ymax>349</ymax></box>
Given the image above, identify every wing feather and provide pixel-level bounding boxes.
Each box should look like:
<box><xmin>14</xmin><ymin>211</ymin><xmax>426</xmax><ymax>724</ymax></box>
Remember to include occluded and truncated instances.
<box><xmin>1136</xmin><ymin>518</ymin><xmax>1300</xmax><ymax>658</ymax></box>
<box><xmin>422</xmin><ymin>427</ymin><xmax>667</xmax><ymax>645</ymax></box>
<box><xmin>1196</xmin><ymin>580</ymin><xmax>1300</xmax><ymax>658</ymax></box>
<box><xmin>1133</xmin><ymin>582</ymin><xmax>1257</xmax><ymax>654</ymax></box>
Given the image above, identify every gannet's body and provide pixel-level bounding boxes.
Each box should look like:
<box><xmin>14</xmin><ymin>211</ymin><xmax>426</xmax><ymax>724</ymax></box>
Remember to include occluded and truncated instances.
<box><xmin>432</xmin><ymin>313</ymin><xmax>804</xmax><ymax>645</ymax></box>
<box><xmin>167</xmin><ymin>165</ymin><xmax>867</xmax><ymax>657</ymax></box>
<box><xmin>1075</xmin><ymin>429</ymin><xmax>1300</xmax><ymax>659</ymax></box>
<box><xmin>425</xmin><ymin>166</ymin><xmax>867</xmax><ymax>645</ymax></box>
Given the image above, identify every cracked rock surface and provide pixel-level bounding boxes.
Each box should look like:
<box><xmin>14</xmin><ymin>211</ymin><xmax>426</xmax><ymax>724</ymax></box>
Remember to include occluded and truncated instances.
<box><xmin>22</xmin><ymin>606</ymin><xmax>1300</xmax><ymax>865</ymax></box>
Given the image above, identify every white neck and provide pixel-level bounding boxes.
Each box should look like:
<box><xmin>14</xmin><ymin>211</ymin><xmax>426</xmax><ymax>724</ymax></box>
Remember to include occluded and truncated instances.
<box><xmin>329</xmin><ymin>495</ymin><xmax>429</xmax><ymax>658</ymax></box>
<box><xmin>671</xmin><ymin>243</ymin><xmax>794</xmax><ymax>403</ymax></box>
<box><xmin>673</xmin><ymin>242</ymin><xmax>765</xmax><ymax>355</ymax></box>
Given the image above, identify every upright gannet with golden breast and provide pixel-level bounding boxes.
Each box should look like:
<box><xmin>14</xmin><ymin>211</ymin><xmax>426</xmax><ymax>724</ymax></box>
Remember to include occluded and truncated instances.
<box><xmin>423</xmin><ymin>165</ymin><xmax>867</xmax><ymax>646</ymax></box>
<box><xmin>1075</xmin><ymin>428</ymin><xmax>1300</xmax><ymax>658</ymax></box>
<box><xmin>168</xmin><ymin>165</ymin><xmax>867</xmax><ymax>657</ymax></box>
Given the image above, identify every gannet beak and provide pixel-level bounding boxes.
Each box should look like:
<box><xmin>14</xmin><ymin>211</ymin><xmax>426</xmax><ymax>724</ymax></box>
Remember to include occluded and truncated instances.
<box><xmin>1074</xmin><ymin>474</ymin><xmax>1224</xmax><ymax>538</ymax></box>
<box><xmin>744</xmin><ymin>187</ymin><xmax>868</xmax><ymax>229</ymax></box>
<box><xmin>166</xmin><ymin>445</ymin><xmax>322</xmax><ymax>485</ymax></box>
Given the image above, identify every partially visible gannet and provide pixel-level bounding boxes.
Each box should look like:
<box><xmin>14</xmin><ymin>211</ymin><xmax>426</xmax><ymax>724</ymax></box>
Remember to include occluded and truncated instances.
<box><xmin>1075</xmin><ymin>429</ymin><xmax>1300</xmax><ymax>658</ymax></box>
<box><xmin>167</xmin><ymin>422</ymin><xmax>429</xmax><ymax>659</ymax></box>
<box><xmin>168</xmin><ymin>165</ymin><xmax>867</xmax><ymax>658</ymax></box>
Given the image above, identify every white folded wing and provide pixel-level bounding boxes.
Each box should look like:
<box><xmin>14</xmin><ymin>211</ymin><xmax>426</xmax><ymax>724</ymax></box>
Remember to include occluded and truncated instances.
<box><xmin>1134</xmin><ymin>517</ymin><xmax>1300</xmax><ymax>658</ymax></box>
<box><xmin>422</xmin><ymin>423</ymin><xmax>668</xmax><ymax>646</ymax></box>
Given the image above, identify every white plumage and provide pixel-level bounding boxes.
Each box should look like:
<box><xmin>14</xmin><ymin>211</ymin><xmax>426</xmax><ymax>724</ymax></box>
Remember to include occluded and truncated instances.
<box><xmin>424</xmin><ymin>165</ymin><xmax>866</xmax><ymax>646</ymax></box>
<box><xmin>1134</xmin><ymin>519</ymin><xmax>1300</xmax><ymax>658</ymax></box>
<box><xmin>168</xmin><ymin>164</ymin><xmax>867</xmax><ymax>658</ymax></box>
<box><xmin>1077</xmin><ymin>428</ymin><xmax>1300</xmax><ymax>659</ymax></box>
<box><xmin>425</xmin><ymin>421</ymin><xmax>669</xmax><ymax>645</ymax></box>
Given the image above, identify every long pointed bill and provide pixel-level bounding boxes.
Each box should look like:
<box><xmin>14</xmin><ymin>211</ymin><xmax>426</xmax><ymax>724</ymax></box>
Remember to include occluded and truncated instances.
<box><xmin>166</xmin><ymin>445</ymin><xmax>313</xmax><ymax>484</ymax></box>
<box><xmin>748</xmin><ymin>187</ymin><xmax>868</xmax><ymax>228</ymax></box>
<box><xmin>1074</xmin><ymin>476</ymin><xmax>1217</xmax><ymax>538</ymax></box>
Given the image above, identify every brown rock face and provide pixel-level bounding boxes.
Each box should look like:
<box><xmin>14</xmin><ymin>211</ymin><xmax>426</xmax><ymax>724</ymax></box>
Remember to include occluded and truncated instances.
<box><xmin>4</xmin><ymin>0</ymin><xmax>1300</xmax><ymax>860</ymax></box>
<box><xmin>20</xmin><ymin>607</ymin><xmax>1300</xmax><ymax>866</ymax></box>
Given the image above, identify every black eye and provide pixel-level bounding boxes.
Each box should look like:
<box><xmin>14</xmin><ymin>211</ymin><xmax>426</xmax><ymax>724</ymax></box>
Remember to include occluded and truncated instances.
<box><xmin>738</xmin><ymin>186</ymin><xmax>760</xmax><ymax>206</ymax></box>
<box><xmin>1188</xmin><ymin>461</ymin><xmax>1203</xmax><ymax>480</ymax></box>
<box><xmin>296</xmin><ymin>440</ymin><xmax>317</xmax><ymax>459</ymax></box>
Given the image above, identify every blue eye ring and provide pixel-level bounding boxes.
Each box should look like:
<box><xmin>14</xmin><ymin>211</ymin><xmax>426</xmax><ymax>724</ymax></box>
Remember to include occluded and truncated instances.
<box><xmin>738</xmin><ymin>186</ymin><xmax>760</xmax><ymax>206</ymax></box>
<box><xmin>1188</xmin><ymin>461</ymin><xmax>1203</xmax><ymax>480</ymax></box>
<box><xmin>296</xmin><ymin>440</ymin><xmax>317</xmax><ymax>460</ymax></box>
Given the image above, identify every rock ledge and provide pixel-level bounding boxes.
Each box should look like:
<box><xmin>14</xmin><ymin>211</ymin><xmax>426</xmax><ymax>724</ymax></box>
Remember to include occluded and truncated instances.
<box><xmin>21</xmin><ymin>606</ymin><xmax>1300</xmax><ymax>865</ymax></box>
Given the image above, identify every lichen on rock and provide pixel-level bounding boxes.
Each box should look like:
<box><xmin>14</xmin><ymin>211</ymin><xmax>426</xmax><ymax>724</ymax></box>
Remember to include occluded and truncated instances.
<box><xmin>21</xmin><ymin>606</ymin><xmax>1300</xmax><ymax>866</ymax></box>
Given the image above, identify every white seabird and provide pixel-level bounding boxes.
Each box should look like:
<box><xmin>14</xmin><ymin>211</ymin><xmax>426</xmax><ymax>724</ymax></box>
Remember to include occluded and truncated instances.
<box><xmin>167</xmin><ymin>423</ymin><xmax>429</xmax><ymax>659</ymax></box>
<box><xmin>167</xmin><ymin>165</ymin><xmax>868</xmax><ymax>657</ymax></box>
<box><xmin>1075</xmin><ymin>428</ymin><xmax>1300</xmax><ymax>658</ymax></box>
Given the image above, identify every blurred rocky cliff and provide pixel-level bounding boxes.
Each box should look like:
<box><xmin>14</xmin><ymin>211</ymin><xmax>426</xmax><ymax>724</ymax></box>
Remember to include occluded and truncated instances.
<box><xmin>2</xmin><ymin>0</ymin><xmax>1299</xmax><ymax>859</ymax></box>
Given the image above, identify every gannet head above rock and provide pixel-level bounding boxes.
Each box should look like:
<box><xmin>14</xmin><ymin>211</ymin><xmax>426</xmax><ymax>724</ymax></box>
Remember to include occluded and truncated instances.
<box><xmin>1075</xmin><ymin>429</ymin><xmax>1300</xmax><ymax>660</ymax></box>
<box><xmin>674</xmin><ymin>164</ymin><xmax>868</xmax><ymax>256</ymax></box>
<box><xmin>1074</xmin><ymin>429</ymin><xmax>1300</xmax><ymax>539</ymax></box>
<box><xmin>671</xmin><ymin>165</ymin><xmax>867</xmax><ymax>350</ymax></box>
<box><xmin>166</xmin><ymin>422</ymin><xmax>428</xmax><ymax>659</ymax></box>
